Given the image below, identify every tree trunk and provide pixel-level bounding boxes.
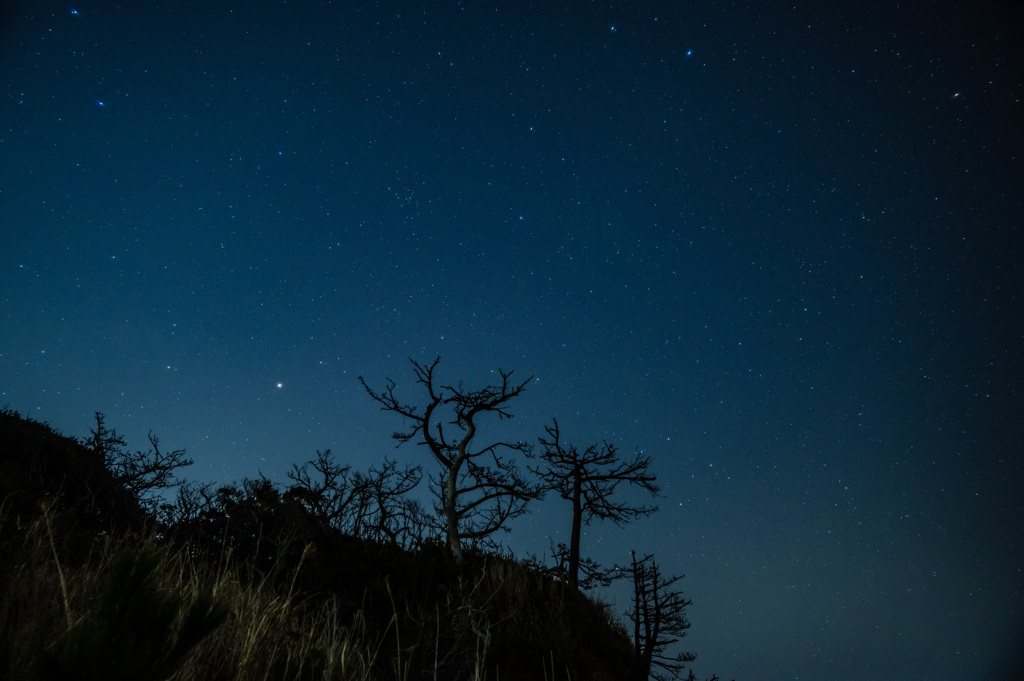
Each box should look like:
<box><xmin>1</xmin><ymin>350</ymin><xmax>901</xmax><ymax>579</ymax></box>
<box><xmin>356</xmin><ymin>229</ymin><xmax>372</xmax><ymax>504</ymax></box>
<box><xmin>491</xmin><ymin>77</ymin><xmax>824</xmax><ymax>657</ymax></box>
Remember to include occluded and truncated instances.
<box><xmin>568</xmin><ymin>468</ymin><xmax>583</xmax><ymax>588</ymax></box>
<box><xmin>445</xmin><ymin>465</ymin><xmax>463</xmax><ymax>564</ymax></box>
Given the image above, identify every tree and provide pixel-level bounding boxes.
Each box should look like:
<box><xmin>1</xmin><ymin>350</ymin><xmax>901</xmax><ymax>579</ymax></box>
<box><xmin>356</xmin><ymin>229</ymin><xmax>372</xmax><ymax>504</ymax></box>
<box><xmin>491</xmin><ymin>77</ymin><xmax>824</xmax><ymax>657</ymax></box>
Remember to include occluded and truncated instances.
<box><xmin>532</xmin><ymin>419</ymin><xmax>658</xmax><ymax>589</ymax></box>
<box><xmin>285</xmin><ymin>449</ymin><xmax>361</xmax><ymax>532</ymax></box>
<box><xmin>0</xmin><ymin>407</ymin><xmax>147</xmax><ymax>537</ymax></box>
<box><xmin>157</xmin><ymin>480</ymin><xmax>217</xmax><ymax>529</ymax></box>
<box><xmin>85</xmin><ymin>412</ymin><xmax>193</xmax><ymax>511</ymax></box>
<box><xmin>360</xmin><ymin>357</ymin><xmax>540</xmax><ymax>563</ymax></box>
<box><xmin>286</xmin><ymin>450</ymin><xmax>428</xmax><ymax>548</ymax></box>
<box><xmin>624</xmin><ymin>551</ymin><xmax>696</xmax><ymax>681</ymax></box>
<box><xmin>357</xmin><ymin>457</ymin><xmax>431</xmax><ymax>547</ymax></box>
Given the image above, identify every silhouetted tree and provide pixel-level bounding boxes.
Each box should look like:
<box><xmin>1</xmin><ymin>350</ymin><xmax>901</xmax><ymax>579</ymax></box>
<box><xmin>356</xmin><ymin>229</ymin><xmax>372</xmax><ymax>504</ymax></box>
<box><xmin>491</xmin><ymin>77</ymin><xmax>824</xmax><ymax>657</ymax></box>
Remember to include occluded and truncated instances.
<box><xmin>359</xmin><ymin>457</ymin><xmax>431</xmax><ymax>547</ymax></box>
<box><xmin>360</xmin><ymin>357</ymin><xmax>541</xmax><ymax>563</ymax></box>
<box><xmin>157</xmin><ymin>480</ymin><xmax>217</xmax><ymax>529</ymax></box>
<box><xmin>285</xmin><ymin>449</ymin><xmax>360</xmax><ymax>531</ymax></box>
<box><xmin>0</xmin><ymin>408</ymin><xmax>146</xmax><ymax>540</ymax></box>
<box><xmin>624</xmin><ymin>551</ymin><xmax>696</xmax><ymax>681</ymax></box>
<box><xmin>85</xmin><ymin>412</ymin><xmax>192</xmax><ymax>511</ymax></box>
<box><xmin>532</xmin><ymin>419</ymin><xmax>658</xmax><ymax>589</ymax></box>
<box><xmin>286</xmin><ymin>450</ymin><xmax>428</xmax><ymax>547</ymax></box>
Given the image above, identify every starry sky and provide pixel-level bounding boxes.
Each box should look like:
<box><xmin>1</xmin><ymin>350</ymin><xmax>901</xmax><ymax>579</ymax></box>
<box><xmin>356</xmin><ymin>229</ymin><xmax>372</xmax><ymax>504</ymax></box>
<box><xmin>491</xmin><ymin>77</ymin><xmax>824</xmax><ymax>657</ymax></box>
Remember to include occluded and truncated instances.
<box><xmin>2</xmin><ymin>1</ymin><xmax>1022</xmax><ymax>679</ymax></box>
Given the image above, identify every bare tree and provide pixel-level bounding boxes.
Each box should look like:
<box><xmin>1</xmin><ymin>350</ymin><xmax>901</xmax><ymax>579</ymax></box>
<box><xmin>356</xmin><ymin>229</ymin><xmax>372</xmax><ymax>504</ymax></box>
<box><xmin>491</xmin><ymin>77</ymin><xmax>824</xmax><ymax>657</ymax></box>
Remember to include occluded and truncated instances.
<box><xmin>360</xmin><ymin>357</ymin><xmax>540</xmax><ymax>563</ymax></box>
<box><xmin>286</xmin><ymin>450</ymin><xmax>428</xmax><ymax>546</ymax></box>
<box><xmin>624</xmin><ymin>551</ymin><xmax>696</xmax><ymax>681</ymax></box>
<box><xmin>354</xmin><ymin>456</ymin><xmax>427</xmax><ymax>547</ymax></box>
<box><xmin>286</xmin><ymin>449</ymin><xmax>361</xmax><ymax>531</ymax></box>
<box><xmin>158</xmin><ymin>480</ymin><xmax>217</xmax><ymax>527</ymax></box>
<box><xmin>532</xmin><ymin>419</ymin><xmax>658</xmax><ymax>588</ymax></box>
<box><xmin>85</xmin><ymin>412</ymin><xmax>192</xmax><ymax>510</ymax></box>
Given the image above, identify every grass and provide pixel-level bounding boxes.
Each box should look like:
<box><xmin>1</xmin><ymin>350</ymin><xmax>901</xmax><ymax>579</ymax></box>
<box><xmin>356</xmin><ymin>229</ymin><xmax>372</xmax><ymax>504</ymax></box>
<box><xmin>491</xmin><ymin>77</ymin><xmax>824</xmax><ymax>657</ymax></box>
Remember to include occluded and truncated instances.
<box><xmin>0</xmin><ymin>504</ymin><xmax>630</xmax><ymax>681</ymax></box>
<box><xmin>1</xmin><ymin>508</ymin><xmax>392</xmax><ymax>681</ymax></box>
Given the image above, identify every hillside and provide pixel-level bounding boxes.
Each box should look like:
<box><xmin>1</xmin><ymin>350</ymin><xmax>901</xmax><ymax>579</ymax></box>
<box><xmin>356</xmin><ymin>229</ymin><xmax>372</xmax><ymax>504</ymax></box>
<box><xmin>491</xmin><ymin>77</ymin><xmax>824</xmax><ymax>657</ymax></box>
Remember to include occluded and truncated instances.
<box><xmin>0</xmin><ymin>408</ymin><xmax>641</xmax><ymax>681</ymax></box>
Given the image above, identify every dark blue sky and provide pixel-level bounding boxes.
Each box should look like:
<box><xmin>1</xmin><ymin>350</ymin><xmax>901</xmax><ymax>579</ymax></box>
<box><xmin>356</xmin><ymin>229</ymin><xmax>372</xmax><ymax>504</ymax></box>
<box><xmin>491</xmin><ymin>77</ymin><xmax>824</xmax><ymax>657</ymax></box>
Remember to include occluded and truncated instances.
<box><xmin>2</xmin><ymin>2</ymin><xmax>1022</xmax><ymax>679</ymax></box>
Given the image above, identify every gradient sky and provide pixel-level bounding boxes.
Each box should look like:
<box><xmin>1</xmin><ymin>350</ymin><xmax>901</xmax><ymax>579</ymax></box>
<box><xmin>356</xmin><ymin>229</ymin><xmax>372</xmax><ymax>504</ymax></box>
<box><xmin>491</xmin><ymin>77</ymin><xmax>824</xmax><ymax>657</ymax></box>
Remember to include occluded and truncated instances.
<box><xmin>2</xmin><ymin>2</ymin><xmax>1022</xmax><ymax>680</ymax></box>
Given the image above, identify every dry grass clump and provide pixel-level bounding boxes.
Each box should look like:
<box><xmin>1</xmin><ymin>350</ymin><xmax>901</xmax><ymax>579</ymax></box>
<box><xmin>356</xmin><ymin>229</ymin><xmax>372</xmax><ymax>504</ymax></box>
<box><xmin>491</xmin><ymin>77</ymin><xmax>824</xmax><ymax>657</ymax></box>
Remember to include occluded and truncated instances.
<box><xmin>0</xmin><ymin>507</ymin><xmax>401</xmax><ymax>681</ymax></box>
<box><xmin>1</xmin><ymin>503</ymin><xmax>633</xmax><ymax>681</ymax></box>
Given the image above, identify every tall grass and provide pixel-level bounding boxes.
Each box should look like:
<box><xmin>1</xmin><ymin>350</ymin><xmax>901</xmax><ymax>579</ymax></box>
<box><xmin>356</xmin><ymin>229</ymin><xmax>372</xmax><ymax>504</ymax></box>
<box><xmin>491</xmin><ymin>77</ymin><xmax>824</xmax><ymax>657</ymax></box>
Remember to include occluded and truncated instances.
<box><xmin>0</xmin><ymin>509</ymin><xmax>401</xmax><ymax>681</ymax></box>
<box><xmin>1</xmin><ymin>512</ymin><xmax>506</xmax><ymax>681</ymax></box>
<box><xmin>1</xmin><ymin>505</ymin><xmax>629</xmax><ymax>681</ymax></box>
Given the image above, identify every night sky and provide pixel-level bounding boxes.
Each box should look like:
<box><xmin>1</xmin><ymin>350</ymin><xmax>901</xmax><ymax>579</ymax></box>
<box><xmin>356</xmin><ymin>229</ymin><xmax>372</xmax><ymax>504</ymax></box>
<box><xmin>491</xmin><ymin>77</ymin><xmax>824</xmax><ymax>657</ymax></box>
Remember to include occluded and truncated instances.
<box><xmin>2</xmin><ymin>2</ymin><xmax>1022</xmax><ymax>679</ymax></box>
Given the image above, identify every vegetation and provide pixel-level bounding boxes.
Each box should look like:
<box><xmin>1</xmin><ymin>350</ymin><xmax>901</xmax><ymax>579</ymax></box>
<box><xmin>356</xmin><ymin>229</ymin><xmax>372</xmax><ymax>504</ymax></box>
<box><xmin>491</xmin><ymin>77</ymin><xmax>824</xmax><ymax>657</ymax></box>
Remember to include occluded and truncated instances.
<box><xmin>623</xmin><ymin>551</ymin><xmax>700</xmax><ymax>681</ymax></box>
<box><xmin>1</xmin><ymin>363</ymin><xmax>729</xmax><ymax>681</ymax></box>
<box><xmin>532</xmin><ymin>419</ymin><xmax>659</xmax><ymax>590</ymax></box>
<box><xmin>359</xmin><ymin>358</ymin><xmax>541</xmax><ymax>564</ymax></box>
